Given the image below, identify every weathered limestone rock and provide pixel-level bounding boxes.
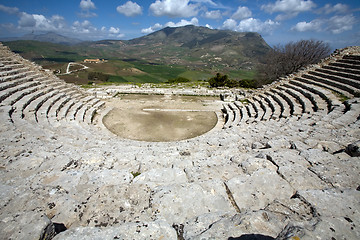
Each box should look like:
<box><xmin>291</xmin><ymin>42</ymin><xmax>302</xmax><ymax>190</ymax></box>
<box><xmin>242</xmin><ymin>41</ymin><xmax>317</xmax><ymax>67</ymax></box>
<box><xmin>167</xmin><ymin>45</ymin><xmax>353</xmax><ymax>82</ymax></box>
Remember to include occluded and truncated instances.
<box><xmin>183</xmin><ymin>211</ymin><xmax>287</xmax><ymax>239</ymax></box>
<box><xmin>301</xmin><ymin>149</ymin><xmax>360</xmax><ymax>188</ymax></box>
<box><xmin>265</xmin><ymin>135</ymin><xmax>291</xmax><ymax>149</ymax></box>
<box><xmin>79</xmin><ymin>184</ymin><xmax>153</xmax><ymax>227</ymax></box>
<box><xmin>0</xmin><ymin>44</ymin><xmax>359</xmax><ymax>238</ymax></box>
<box><xmin>53</xmin><ymin>220</ymin><xmax>177</xmax><ymax>239</ymax></box>
<box><xmin>299</xmin><ymin>189</ymin><xmax>360</xmax><ymax>220</ymax></box>
<box><xmin>298</xmin><ymin>189</ymin><xmax>360</xmax><ymax>239</ymax></box>
<box><xmin>184</xmin><ymin>163</ymin><xmax>244</xmax><ymax>182</ymax></box>
<box><xmin>0</xmin><ymin>211</ymin><xmax>55</xmax><ymax>240</ymax></box>
<box><xmin>240</xmin><ymin>157</ymin><xmax>277</xmax><ymax>175</ymax></box>
<box><xmin>226</xmin><ymin>168</ymin><xmax>295</xmax><ymax>212</ymax></box>
<box><xmin>304</xmin><ymin>216</ymin><xmax>360</xmax><ymax>240</ymax></box>
<box><xmin>151</xmin><ymin>180</ymin><xmax>234</xmax><ymax>224</ymax></box>
<box><xmin>132</xmin><ymin>167</ymin><xmax>187</xmax><ymax>188</ymax></box>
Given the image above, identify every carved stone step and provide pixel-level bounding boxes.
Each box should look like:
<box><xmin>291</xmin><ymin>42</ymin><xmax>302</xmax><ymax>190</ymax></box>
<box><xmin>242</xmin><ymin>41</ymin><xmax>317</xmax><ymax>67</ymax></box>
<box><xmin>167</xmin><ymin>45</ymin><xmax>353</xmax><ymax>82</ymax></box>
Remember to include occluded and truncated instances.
<box><xmin>281</xmin><ymin>84</ymin><xmax>315</xmax><ymax>114</ymax></box>
<box><xmin>318</xmin><ymin>67</ymin><xmax>360</xmax><ymax>81</ymax></box>
<box><xmin>267</xmin><ymin>90</ymin><xmax>291</xmax><ymax>118</ymax></box>
<box><xmin>290</xmin><ymin>79</ymin><xmax>341</xmax><ymax>113</ymax></box>
<box><xmin>330</xmin><ymin>61</ymin><xmax>360</xmax><ymax>70</ymax></box>
<box><xmin>308</xmin><ymin>71</ymin><xmax>360</xmax><ymax>93</ymax></box>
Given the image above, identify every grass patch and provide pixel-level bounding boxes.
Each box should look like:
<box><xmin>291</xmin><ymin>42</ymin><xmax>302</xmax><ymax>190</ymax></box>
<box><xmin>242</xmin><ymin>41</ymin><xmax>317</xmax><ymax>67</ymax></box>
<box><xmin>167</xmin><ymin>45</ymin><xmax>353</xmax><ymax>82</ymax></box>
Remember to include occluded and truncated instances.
<box><xmin>338</xmin><ymin>93</ymin><xmax>350</xmax><ymax>102</ymax></box>
<box><xmin>108</xmin><ymin>75</ymin><xmax>129</xmax><ymax>83</ymax></box>
<box><xmin>179</xmin><ymin>70</ymin><xmax>213</xmax><ymax>81</ymax></box>
<box><xmin>132</xmin><ymin>62</ymin><xmax>187</xmax><ymax>80</ymax></box>
<box><xmin>239</xmin><ymin>98</ymin><xmax>249</xmax><ymax>104</ymax></box>
<box><xmin>229</xmin><ymin>69</ymin><xmax>256</xmax><ymax>80</ymax></box>
<box><xmin>131</xmin><ymin>171</ymin><xmax>141</xmax><ymax>178</ymax></box>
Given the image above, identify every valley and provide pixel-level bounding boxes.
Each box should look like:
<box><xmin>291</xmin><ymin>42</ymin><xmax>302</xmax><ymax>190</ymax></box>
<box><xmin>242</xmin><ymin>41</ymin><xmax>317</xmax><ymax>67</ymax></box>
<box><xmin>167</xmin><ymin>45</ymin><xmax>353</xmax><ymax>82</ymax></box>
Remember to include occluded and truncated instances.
<box><xmin>2</xmin><ymin>25</ymin><xmax>268</xmax><ymax>86</ymax></box>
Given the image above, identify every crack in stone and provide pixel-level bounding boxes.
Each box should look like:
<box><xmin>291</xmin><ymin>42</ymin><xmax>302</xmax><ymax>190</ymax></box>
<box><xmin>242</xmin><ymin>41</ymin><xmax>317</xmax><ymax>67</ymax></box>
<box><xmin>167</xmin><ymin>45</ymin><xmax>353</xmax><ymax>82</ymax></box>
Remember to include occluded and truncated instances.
<box><xmin>290</xmin><ymin>191</ymin><xmax>320</xmax><ymax>231</ymax></box>
<box><xmin>307</xmin><ymin>167</ymin><xmax>336</xmax><ymax>188</ymax></box>
<box><xmin>172</xmin><ymin>223</ymin><xmax>185</xmax><ymax>240</ymax></box>
<box><xmin>224</xmin><ymin>182</ymin><xmax>241</xmax><ymax>213</ymax></box>
<box><xmin>264</xmin><ymin>155</ymin><xmax>289</xmax><ymax>183</ymax></box>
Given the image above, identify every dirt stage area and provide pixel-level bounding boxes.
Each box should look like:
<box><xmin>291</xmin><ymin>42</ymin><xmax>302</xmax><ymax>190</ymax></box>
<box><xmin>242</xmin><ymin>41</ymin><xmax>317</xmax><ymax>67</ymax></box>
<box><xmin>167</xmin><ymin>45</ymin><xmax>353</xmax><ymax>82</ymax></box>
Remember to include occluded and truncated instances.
<box><xmin>102</xmin><ymin>94</ymin><xmax>223</xmax><ymax>142</ymax></box>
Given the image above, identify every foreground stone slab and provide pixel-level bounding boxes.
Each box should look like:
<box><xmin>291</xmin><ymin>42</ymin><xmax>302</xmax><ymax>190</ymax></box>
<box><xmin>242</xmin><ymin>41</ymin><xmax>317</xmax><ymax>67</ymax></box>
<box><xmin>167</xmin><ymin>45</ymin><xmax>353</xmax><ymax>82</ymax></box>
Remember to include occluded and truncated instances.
<box><xmin>226</xmin><ymin>168</ymin><xmax>295</xmax><ymax>212</ymax></box>
<box><xmin>0</xmin><ymin>211</ymin><xmax>55</xmax><ymax>240</ymax></box>
<box><xmin>151</xmin><ymin>180</ymin><xmax>235</xmax><ymax>224</ymax></box>
<box><xmin>53</xmin><ymin>220</ymin><xmax>177</xmax><ymax>240</ymax></box>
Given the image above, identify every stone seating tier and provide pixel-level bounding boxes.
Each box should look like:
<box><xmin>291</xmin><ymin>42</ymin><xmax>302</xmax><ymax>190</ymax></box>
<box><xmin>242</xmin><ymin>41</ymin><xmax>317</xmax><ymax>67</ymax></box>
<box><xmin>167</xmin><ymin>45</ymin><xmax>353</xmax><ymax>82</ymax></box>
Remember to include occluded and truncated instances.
<box><xmin>318</xmin><ymin>67</ymin><xmax>360</xmax><ymax>81</ymax></box>
<box><xmin>0</xmin><ymin>42</ymin><xmax>360</xmax><ymax>239</ymax></box>
<box><xmin>303</xmin><ymin>72</ymin><xmax>359</xmax><ymax>97</ymax></box>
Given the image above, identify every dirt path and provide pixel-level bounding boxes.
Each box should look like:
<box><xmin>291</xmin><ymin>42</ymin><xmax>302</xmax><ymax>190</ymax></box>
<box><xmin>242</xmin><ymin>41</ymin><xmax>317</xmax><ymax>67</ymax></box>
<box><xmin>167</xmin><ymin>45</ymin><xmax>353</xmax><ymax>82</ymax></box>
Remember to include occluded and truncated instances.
<box><xmin>102</xmin><ymin>94</ymin><xmax>223</xmax><ymax>142</ymax></box>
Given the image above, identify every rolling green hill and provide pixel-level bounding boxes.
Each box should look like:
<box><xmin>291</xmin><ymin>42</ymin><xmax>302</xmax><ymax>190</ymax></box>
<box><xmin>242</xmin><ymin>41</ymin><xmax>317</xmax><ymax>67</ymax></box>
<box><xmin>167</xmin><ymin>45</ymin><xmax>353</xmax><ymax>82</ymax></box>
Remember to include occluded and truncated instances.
<box><xmin>2</xmin><ymin>25</ymin><xmax>271</xmax><ymax>84</ymax></box>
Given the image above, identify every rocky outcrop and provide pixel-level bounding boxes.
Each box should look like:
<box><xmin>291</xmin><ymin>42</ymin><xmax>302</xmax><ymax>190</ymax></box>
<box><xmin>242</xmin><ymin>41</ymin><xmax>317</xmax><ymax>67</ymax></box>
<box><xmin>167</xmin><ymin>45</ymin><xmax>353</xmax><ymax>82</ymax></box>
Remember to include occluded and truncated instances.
<box><xmin>0</xmin><ymin>42</ymin><xmax>359</xmax><ymax>239</ymax></box>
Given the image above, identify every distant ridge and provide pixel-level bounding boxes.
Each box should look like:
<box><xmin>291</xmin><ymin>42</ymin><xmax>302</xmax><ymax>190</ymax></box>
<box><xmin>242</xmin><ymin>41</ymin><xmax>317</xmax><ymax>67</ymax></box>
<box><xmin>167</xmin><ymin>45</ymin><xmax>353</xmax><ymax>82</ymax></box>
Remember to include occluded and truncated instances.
<box><xmin>2</xmin><ymin>25</ymin><xmax>272</xmax><ymax>70</ymax></box>
<box><xmin>1</xmin><ymin>32</ymin><xmax>82</xmax><ymax>45</ymax></box>
<box><xmin>90</xmin><ymin>25</ymin><xmax>272</xmax><ymax>68</ymax></box>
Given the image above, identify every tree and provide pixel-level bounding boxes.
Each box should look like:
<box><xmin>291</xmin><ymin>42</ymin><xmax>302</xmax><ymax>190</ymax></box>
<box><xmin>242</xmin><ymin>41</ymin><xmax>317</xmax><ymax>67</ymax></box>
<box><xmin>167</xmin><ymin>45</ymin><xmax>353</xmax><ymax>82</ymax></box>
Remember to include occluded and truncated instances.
<box><xmin>257</xmin><ymin>39</ymin><xmax>331</xmax><ymax>86</ymax></box>
<box><xmin>208</xmin><ymin>73</ymin><xmax>229</xmax><ymax>88</ymax></box>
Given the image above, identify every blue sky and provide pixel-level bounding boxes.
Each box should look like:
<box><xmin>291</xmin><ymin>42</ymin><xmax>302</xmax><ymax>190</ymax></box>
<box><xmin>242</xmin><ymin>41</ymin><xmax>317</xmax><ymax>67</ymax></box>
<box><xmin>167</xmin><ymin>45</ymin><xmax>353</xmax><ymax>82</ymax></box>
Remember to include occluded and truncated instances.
<box><xmin>0</xmin><ymin>0</ymin><xmax>359</xmax><ymax>49</ymax></box>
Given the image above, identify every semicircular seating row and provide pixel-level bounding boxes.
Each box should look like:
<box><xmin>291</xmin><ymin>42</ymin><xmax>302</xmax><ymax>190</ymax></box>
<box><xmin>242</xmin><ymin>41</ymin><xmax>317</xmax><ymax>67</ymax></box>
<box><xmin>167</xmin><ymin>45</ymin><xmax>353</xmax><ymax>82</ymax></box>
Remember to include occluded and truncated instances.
<box><xmin>222</xmin><ymin>50</ymin><xmax>360</xmax><ymax>129</ymax></box>
<box><xmin>0</xmin><ymin>43</ymin><xmax>105</xmax><ymax>134</ymax></box>
<box><xmin>1</xmin><ymin>42</ymin><xmax>359</xmax><ymax>136</ymax></box>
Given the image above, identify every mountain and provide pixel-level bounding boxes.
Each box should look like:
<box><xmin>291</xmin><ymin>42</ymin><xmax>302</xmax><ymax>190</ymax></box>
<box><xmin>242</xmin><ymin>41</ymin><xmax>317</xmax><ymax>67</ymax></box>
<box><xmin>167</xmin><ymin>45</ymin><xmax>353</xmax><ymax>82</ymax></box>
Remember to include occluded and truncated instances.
<box><xmin>3</xmin><ymin>25</ymin><xmax>271</xmax><ymax>72</ymax></box>
<box><xmin>2</xmin><ymin>32</ymin><xmax>82</xmax><ymax>45</ymax></box>
<box><xmin>79</xmin><ymin>25</ymin><xmax>271</xmax><ymax>70</ymax></box>
<box><xmin>121</xmin><ymin>25</ymin><xmax>271</xmax><ymax>69</ymax></box>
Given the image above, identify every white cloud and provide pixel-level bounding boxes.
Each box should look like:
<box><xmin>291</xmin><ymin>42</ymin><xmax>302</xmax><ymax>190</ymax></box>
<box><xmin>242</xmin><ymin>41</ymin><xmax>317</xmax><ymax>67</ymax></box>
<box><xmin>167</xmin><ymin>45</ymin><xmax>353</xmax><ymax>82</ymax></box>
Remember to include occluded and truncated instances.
<box><xmin>192</xmin><ymin>0</ymin><xmax>217</xmax><ymax>6</ymax></box>
<box><xmin>222</xmin><ymin>19</ymin><xmax>237</xmax><ymax>30</ymax></box>
<box><xmin>261</xmin><ymin>0</ymin><xmax>316</xmax><ymax>20</ymax></box>
<box><xmin>327</xmin><ymin>14</ymin><xmax>356</xmax><ymax>34</ymax></box>
<box><xmin>0</xmin><ymin>3</ymin><xmax>68</xmax><ymax>33</ymax></box>
<box><xmin>79</xmin><ymin>0</ymin><xmax>96</xmax><ymax>11</ymax></box>
<box><xmin>117</xmin><ymin>1</ymin><xmax>143</xmax><ymax>17</ymax></box>
<box><xmin>222</xmin><ymin>18</ymin><xmax>279</xmax><ymax>35</ymax></box>
<box><xmin>291</xmin><ymin>19</ymin><xmax>322</xmax><ymax>32</ymax></box>
<box><xmin>18</xmin><ymin>13</ymin><xmax>36</xmax><ymax>27</ymax></box>
<box><xmin>149</xmin><ymin>0</ymin><xmax>199</xmax><ymax>18</ymax></box>
<box><xmin>108</xmin><ymin>27</ymin><xmax>124</xmax><ymax>38</ymax></box>
<box><xmin>109</xmin><ymin>27</ymin><xmax>120</xmax><ymax>34</ymax></box>
<box><xmin>231</xmin><ymin>6</ymin><xmax>252</xmax><ymax>20</ymax></box>
<box><xmin>0</xmin><ymin>4</ymin><xmax>19</xmax><ymax>14</ymax></box>
<box><xmin>0</xmin><ymin>3</ymin><xmax>126</xmax><ymax>40</ymax></box>
<box><xmin>203</xmin><ymin>10</ymin><xmax>222</xmax><ymax>19</ymax></box>
<box><xmin>50</xmin><ymin>15</ymin><xmax>66</xmax><ymax>29</ymax></box>
<box><xmin>165</xmin><ymin>17</ymin><xmax>199</xmax><ymax>27</ymax></box>
<box><xmin>238</xmin><ymin>18</ymin><xmax>278</xmax><ymax>33</ymax></box>
<box><xmin>71</xmin><ymin>21</ymin><xmax>125</xmax><ymax>39</ymax></box>
<box><xmin>141</xmin><ymin>17</ymin><xmax>199</xmax><ymax>34</ymax></box>
<box><xmin>79</xmin><ymin>0</ymin><xmax>96</xmax><ymax>18</ymax></box>
<box><xmin>205</xmin><ymin>24</ymin><xmax>213</xmax><ymax>29</ymax></box>
<box><xmin>318</xmin><ymin>3</ymin><xmax>349</xmax><ymax>15</ymax></box>
<box><xmin>17</xmin><ymin>12</ymin><xmax>66</xmax><ymax>31</ymax></box>
<box><xmin>141</xmin><ymin>23</ymin><xmax>163</xmax><ymax>34</ymax></box>
<box><xmin>291</xmin><ymin>14</ymin><xmax>356</xmax><ymax>34</ymax></box>
<box><xmin>72</xmin><ymin>20</ymin><xmax>97</xmax><ymax>34</ymax></box>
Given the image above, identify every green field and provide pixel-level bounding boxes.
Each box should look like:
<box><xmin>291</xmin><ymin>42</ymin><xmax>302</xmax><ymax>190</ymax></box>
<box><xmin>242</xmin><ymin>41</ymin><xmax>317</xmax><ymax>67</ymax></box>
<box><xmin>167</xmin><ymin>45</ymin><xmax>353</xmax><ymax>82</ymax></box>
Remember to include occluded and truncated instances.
<box><xmin>3</xmin><ymin>40</ymin><xmax>258</xmax><ymax>86</ymax></box>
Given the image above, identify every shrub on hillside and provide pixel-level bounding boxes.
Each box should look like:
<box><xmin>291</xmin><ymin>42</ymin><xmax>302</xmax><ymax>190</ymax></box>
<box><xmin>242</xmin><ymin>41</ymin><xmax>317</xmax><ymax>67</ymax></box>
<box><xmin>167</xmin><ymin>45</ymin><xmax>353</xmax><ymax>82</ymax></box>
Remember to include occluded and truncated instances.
<box><xmin>88</xmin><ymin>71</ymin><xmax>109</xmax><ymax>82</ymax></box>
<box><xmin>238</xmin><ymin>79</ymin><xmax>256</xmax><ymax>88</ymax></box>
<box><xmin>208</xmin><ymin>73</ymin><xmax>229</xmax><ymax>88</ymax></box>
<box><xmin>166</xmin><ymin>77</ymin><xmax>190</xmax><ymax>84</ymax></box>
<box><xmin>256</xmin><ymin>39</ymin><xmax>331</xmax><ymax>87</ymax></box>
<box><xmin>208</xmin><ymin>73</ymin><xmax>257</xmax><ymax>88</ymax></box>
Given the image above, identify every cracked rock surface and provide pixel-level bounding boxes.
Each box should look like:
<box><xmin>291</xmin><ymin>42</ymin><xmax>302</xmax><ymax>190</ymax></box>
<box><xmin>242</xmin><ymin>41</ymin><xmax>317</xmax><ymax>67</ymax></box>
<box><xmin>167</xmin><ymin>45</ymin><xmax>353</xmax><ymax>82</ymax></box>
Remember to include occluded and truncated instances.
<box><xmin>0</xmin><ymin>44</ymin><xmax>359</xmax><ymax>239</ymax></box>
